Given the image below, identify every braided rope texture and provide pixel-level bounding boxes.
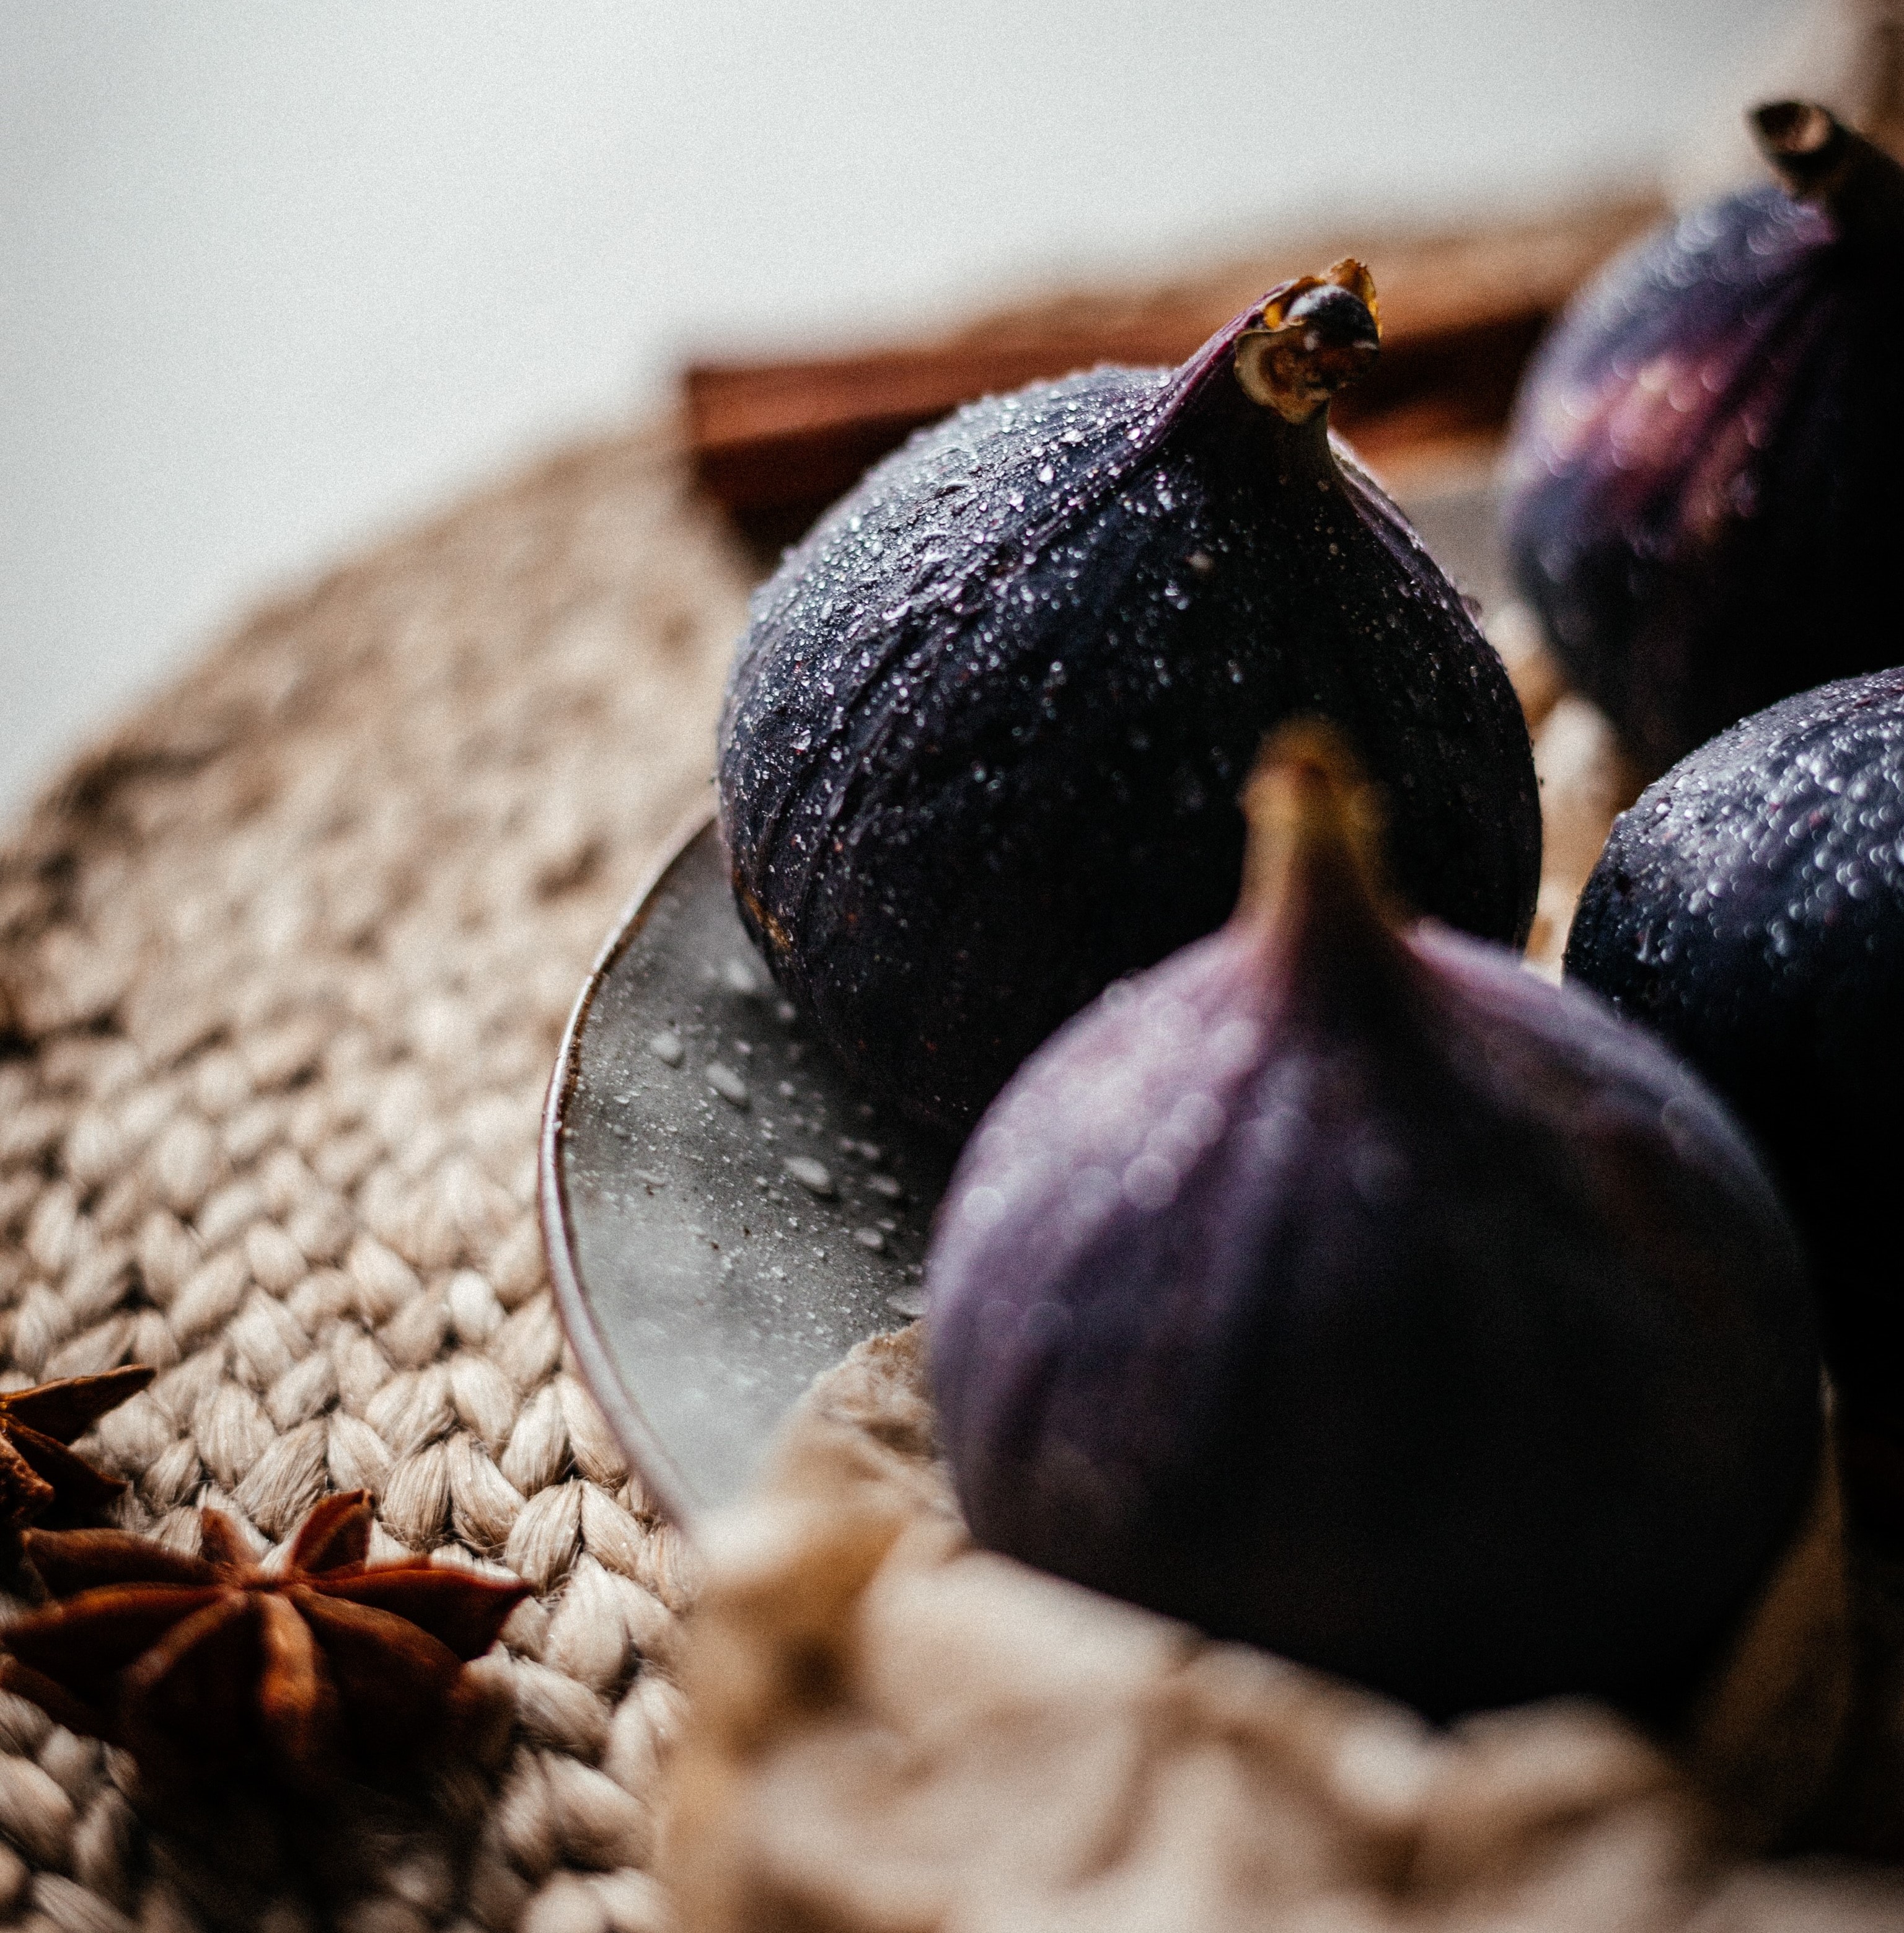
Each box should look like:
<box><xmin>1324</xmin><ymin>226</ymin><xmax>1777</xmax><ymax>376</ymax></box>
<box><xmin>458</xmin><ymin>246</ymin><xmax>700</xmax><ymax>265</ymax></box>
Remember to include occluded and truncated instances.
<box><xmin>0</xmin><ymin>428</ymin><xmax>752</xmax><ymax>1932</ymax></box>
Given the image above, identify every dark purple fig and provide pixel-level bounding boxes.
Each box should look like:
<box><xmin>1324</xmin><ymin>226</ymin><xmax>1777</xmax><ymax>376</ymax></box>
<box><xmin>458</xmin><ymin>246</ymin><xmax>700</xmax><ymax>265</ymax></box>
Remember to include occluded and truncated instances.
<box><xmin>928</xmin><ymin>728</ymin><xmax>1819</xmax><ymax>1721</ymax></box>
<box><xmin>1502</xmin><ymin>101</ymin><xmax>1904</xmax><ymax>778</ymax></box>
<box><xmin>720</xmin><ymin>261</ymin><xmax>1540</xmax><ymax>1134</ymax></box>
<box><xmin>1566</xmin><ymin>669</ymin><xmax>1904</xmax><ymax>1441</ymax></box>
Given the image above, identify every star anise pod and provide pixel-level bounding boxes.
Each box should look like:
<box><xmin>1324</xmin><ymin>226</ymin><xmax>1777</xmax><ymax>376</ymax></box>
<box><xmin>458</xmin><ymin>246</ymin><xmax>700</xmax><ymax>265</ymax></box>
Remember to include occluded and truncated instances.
<box><xmin>0</xmin><ymin>1490</ymin><xmax>529</xmax><ymax>1790</ymax></box>
<box><xmin>0</xmin><ymin>1367</ymin><xmax>154</xmax><ymax>1538</ymax></box>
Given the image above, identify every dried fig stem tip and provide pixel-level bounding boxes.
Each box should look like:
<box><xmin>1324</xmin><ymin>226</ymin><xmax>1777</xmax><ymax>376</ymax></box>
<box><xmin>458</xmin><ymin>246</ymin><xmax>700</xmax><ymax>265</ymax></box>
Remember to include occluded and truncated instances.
<box><xmin>1751</xmin><ymin>100</ymin><xmax>1904</xmax><ymax>253</ymax></box>
<box><xmin>1233</xmin><ymin>723</ymin><xmax>1393</xmax><ymax>940</ymax></box>
<box><xmin>1233</xmin><ymin>258</ymin><xmax>1382</xmax><ymax>423</ymax></box>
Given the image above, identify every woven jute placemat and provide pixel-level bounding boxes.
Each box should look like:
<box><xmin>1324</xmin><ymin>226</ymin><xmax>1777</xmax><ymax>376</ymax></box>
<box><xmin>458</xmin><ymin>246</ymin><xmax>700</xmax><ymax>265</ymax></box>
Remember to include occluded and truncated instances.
<box><xmin>0</xmin><ymin>426</ymin><xmax>751</xmax><ymax>1932</ymax></box>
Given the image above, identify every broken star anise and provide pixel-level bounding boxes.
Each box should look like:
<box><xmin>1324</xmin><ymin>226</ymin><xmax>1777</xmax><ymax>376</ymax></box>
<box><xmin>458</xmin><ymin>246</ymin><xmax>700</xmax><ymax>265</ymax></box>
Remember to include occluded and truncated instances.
<box><xmin>0</xmin><ymin>1366</ymin><xmax>154</xmax><ymax>1538</ymax></box>
<box><xmin>0</xmin><ymin>1489</ymin><xmax>529</xmax><ymax>1790</ymax></box>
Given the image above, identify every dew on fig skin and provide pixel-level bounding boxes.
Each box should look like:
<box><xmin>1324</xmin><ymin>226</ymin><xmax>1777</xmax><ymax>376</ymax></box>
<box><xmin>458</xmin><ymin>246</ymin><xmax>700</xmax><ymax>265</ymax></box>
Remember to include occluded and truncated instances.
<box><xmin>720</xmin><ymin>266</ymin><xmax>1538</xmax><ymax>1130</ymax></box>
<box><xmin>1568</xmin><ymin>670</ymin><xmax>1904</xmax><ymax>1438</ymax></box>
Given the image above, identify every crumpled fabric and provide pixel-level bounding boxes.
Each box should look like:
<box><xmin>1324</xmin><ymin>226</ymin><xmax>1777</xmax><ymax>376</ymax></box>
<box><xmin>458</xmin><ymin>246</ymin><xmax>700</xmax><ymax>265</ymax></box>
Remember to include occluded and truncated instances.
<box><xmin>663</xmin><ymin>1326</ymin><xmax>1904</xmax><ymax>1932</ymax></box>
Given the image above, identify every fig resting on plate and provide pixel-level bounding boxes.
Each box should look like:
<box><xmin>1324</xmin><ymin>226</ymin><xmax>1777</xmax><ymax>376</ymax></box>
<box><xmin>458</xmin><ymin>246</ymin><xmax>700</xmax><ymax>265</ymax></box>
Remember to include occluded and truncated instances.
<box><xmin>928</xmin><ymin>728</ymin><xmax>1820</xmax><ymax>1721</ymax></box>
<box><xmin>1566</xmin><ymin>669</ymin><xmax>1904</xmax><ymax>1439</ymax></box>
<box><xmin>1502</xmin><ymin>101</ymin><xmax>1904</xmax><ymax>778</ymax></box>
<box><xmin>719</xmin><ymin>262</ymin><xmax>1540</xmax><ymax>1132</ymax></box>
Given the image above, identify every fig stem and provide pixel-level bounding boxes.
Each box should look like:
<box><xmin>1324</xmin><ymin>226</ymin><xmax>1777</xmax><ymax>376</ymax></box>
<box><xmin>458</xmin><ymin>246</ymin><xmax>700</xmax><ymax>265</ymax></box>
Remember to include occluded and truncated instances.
<box><xmin>1233</xmin><ymin>259</ymin><xmax>1382</xmax><ymax>425</ymax></box>
<box><xmin>1234</xmin><ymin>723</ymin><xmax>1393</xmax><ymax>942</ymax></box>
<box><xmin>1752</xmin><ymin>100</ymin><xmax>1904</xmax><ymax>262</ymax></box>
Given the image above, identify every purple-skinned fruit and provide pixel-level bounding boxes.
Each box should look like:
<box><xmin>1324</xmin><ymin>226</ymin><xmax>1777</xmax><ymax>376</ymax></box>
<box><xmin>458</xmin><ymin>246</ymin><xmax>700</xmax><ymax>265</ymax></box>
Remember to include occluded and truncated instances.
<box><xmin>1566</xmin><ymin>669</ymin><xmax>1904</xmax><ymax>1445</ymax></box>
<box><xmin>720</xmin><ymin>262</ymin><xmax>1540</xmax><ymax>1134</ymax></box>
<box><xmin>1502</xmin><ymin>102</ymin><xmax>1904</xmax><ymax>778</ymax></box>
<box><xmin>929</xmin><ymin>728</ymin><xmax>1820</xmax><ymax>1721</ymax></box>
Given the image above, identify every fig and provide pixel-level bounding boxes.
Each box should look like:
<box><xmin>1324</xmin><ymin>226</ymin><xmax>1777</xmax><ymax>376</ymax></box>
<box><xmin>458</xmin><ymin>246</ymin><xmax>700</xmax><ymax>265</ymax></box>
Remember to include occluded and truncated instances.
<box><xmin>719</xmin><ymin>262</ymin><xmax>1540</xmax><ymax>1133</ymax></box>
<box><xmin>1501</xmin><ymin>101</ymin><xmax>1904</xmax><ymax>777</ymax></box>
<box><xmin>928</xmin><ymin>728</ymin><xmax>1820</xmax><ymax>1720</ymax></box>
<box><xmin>1566</xmin><ymin>669</ymin><xmax>1904</xmax><ymax>1437</ymax></box>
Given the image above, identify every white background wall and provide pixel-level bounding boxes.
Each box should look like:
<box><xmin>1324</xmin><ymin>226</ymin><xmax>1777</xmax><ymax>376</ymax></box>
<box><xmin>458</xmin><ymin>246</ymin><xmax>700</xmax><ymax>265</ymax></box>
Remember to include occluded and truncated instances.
<box><xmin>1</xmin><ymin>0</ymin><xmax>1798</xmax><ymax>813</ymax></box>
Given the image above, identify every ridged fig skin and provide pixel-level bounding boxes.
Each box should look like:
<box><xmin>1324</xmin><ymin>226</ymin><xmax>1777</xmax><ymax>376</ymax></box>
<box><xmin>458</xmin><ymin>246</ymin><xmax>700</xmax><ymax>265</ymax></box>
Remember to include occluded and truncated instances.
<box><xmin>929</xmin><ymin>797</ymin><xmax>1819</xmax><ymax>1721</ymax></box>
<box><xmin>1502</xmin><ymin>167</ymin><xmax>1904</xmax><ymax>778</ymax></box>
<box><xmin>1566</xmin><ymin>669</ymin><xmax>1904</xmax><ymax>1432</ymax></box>
<box><xmin>719</xmin><ymin>301</ymin><xmax>1540</xmax><ymax>1133</ymax></box>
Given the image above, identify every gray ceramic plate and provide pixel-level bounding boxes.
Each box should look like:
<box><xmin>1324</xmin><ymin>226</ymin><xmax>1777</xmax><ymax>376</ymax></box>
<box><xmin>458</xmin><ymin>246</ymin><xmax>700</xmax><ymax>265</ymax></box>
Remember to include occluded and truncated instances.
<box><xmin>540</xmin><ymin>811</ymin><xmax>958</xmax><ymax>1524</ymax></box>
<box><xmin>541</xmin><ymin>469</ymin><xmax>1505</xmax><ymax>1525</ymax></box>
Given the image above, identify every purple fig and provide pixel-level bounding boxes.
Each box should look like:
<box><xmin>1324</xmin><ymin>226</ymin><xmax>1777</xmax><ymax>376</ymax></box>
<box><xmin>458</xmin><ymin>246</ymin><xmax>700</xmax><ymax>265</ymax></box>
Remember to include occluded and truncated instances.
<box><xmin>1502</xmin><ymin>102</ymin><xmax>1904</xmax><ymax>777</ymax></box>
<box><xmin>1566</xmin><ymin>669</ymin><xmax>1904</xmax><ymax>1443</ymax></box>
<box><xmin>720</xmin><ymin>262</ymin><xmax>1540</xmax><ymax>1134</ymax></box>
<box><xmin>928</xmin><ymin>728</ymin><xmax>1819</xmax><ymax>1720</ymax></box>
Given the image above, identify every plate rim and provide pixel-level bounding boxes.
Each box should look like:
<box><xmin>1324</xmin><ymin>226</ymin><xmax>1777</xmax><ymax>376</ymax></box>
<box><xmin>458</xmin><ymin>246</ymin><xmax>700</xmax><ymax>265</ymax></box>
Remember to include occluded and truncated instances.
<box><xmin>539</xmin><ymin>800</ymin><xmax>721</xmax><ymax>1530</ymax></box>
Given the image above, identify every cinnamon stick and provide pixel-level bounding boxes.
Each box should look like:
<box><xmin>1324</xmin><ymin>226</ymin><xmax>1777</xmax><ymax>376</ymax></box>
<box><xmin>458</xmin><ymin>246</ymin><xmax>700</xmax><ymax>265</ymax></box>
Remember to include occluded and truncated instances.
<box><xmin>684</xmin><ymin>193</ymin><xmax>1662</xmax><ymax>536</ymax></box>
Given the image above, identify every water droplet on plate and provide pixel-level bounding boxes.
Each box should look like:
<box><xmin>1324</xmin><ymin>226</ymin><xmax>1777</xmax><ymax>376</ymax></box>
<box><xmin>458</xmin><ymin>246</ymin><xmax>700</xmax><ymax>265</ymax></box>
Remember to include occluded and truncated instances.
<box><xmin>707</xmin><ymin>1062</ymin><xmax>750</xmax><ymax>1107</ymax></box>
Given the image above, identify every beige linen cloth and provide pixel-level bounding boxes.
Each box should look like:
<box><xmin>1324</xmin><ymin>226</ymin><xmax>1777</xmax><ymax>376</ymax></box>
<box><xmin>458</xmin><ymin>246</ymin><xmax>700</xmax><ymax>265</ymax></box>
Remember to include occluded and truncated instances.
<box><xmin>664</xmin><ymin>1326</ymin><xmax>1904</xmax><ymax>1932</ymax></box>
